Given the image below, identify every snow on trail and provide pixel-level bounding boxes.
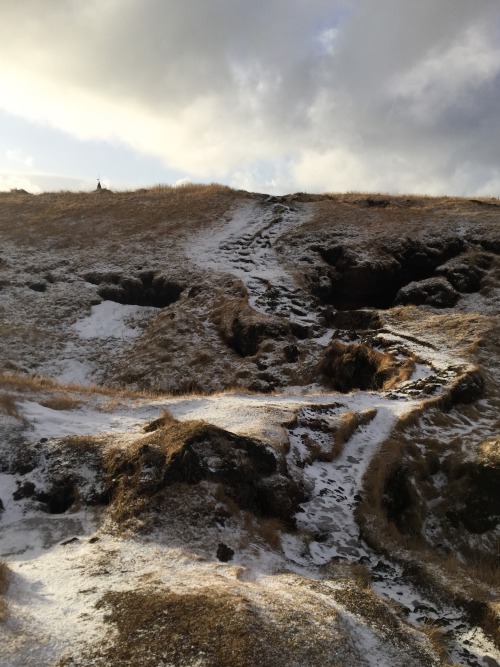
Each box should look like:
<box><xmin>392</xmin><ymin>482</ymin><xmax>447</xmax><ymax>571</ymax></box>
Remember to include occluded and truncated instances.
<box><xmin>191</xmin><ymin>198</ymin><xmax>321</xmax><ymax>329</ymax></box>
<box><xmin>186</xmin><ymin>197</ymin><xmax>500</xmax><ymax>666</ymax></box>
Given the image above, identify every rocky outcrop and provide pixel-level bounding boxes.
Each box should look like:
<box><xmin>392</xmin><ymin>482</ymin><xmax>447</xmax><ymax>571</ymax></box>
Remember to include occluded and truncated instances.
<box><xmin>435</xmin><ymin>251</ymin><xmax>491</xmax><ymax>293</ymax></box>
<box><xmin>10</xmin><ymin>436</ymin><xmax>107</xmax><ymax>514</ymax></box>
<box><xmin>395</xmin><ymin>276</ymin><xmax>459</xmax><ymax>308</ymax></box>
<box><xmin>106</xmin><ymin>419</ymin><xmax>305</xmax><ymax>527</ymax></box>
<box><xmin>305</xmin><ymin>237</ymin><xmax>491</xmax><ymax>310</ymax></box>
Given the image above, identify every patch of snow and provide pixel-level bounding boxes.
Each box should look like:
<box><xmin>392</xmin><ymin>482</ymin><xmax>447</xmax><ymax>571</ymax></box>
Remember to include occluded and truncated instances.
<box><xmin>19</xmin><ymin>400</ymin><xmax>159</xmax><ymax>442</ymax></box>
<box><xmin>73</xmin><ymin>301</ymin><xmax>156</xmax><ymax>340</ymax></box>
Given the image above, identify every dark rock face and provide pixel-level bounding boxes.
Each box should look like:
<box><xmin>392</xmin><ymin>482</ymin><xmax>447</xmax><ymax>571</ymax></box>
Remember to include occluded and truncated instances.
<box><xmin>216</xmin><ymin>543</ymin><xmax>234</xmax><ymax>562</ymax></box>
<box><xmin>283</xmin><ymin>344</ymin><xmax>300</xmax><ymax>363</ymax></box>
<box><xmin>84</xmin><ymin>270</ymin><xmax>183</xmax><ymax>308</ymax></box>
<box><xmin>13</xmin><ymin>481</ymin><xmax>36</xmax><ymax>500</ymax></box>
<box><xmin>395</xmin><ymin>277</ymin><xmax>459</xmax><ymax>308</ymax></box>
<box><xmin>227</xmin><ymin>313</ymin><xmax>290</xmax><ymax>357</ymax></box>
<box><xmin>10</xmin><ymin>437</ymin><xmax>106</xmax><ymax>514</ymax></box>
<box><xmin>328</xmin><ymin>309</ymin><xmax>383</xmax><ymax>331</ymax></box>
<box><xmin>447</xmin><ymin>440</ymin><xmax>500</xmax><ymax>533</ymax></box>
<box><xmin>435</xmin><ymin>252</ymin><xmax>490</xmax><ymax>293</ymax></box>
<box><xmin>321</xmin><ymin>254</ymin><xmax>402</xmax><ymax>309</ymax></box>
<box><xmin>107</xmin><ymin>422</ymin><xmax>305</xmax><ymax>527</ymax></box>
<box><xmin>28</xmin><ymin>281</ymin><xmax>47</xmax><ymax>293</ymax></box>
<box><xmin>383</xmin><ymin>467</ymin><xmax>412</xmax><ymax>526</ymax></box>
<box><xmin>305</xmin><ymin>237</ymin><xmax>484</xmax><ymax>310</ymax></box>
<box><xmin>36</xmin><ymin>480</ymin><xmax>77</xmax><ymax>514</ymax></box>
<box><xmin>449</xmin><ymin>369</ymin><xmax>485</xmax><ymax>405</ymax></box>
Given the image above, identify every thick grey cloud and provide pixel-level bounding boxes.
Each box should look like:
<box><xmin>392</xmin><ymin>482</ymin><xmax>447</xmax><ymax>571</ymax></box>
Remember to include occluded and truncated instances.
<box><xmin>1</xmin><ymin>0</ymin><xmax>499</xmax><ymax>194</ymax></box>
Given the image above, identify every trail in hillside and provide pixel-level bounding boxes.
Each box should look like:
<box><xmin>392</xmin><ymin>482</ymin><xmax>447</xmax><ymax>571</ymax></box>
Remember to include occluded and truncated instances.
<box><xmin>2</xmin><ymin>200</ymin><xmax>497</xmax><ymax>667</ymax></box>
<box><xmin>189</xmin><ymin>198</ymin><xmax>500</xmax><ymax>667</ymax></box>
<box><xmin>192</xmin><ymin>198</ymin><xmax>322</xmax><ymax>331</ymax></box>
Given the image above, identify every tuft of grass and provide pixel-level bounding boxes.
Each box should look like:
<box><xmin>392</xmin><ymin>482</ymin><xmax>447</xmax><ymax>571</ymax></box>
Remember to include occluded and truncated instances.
<box><xmin>241</xmin><ymin>515</ymin><xmax>285</xmax><ymax>551</ymax></box>
<box><xmin>0</xmin><ymin>393</ymin><xmax>20</xmax><ymax>419</ymax></box>
<box><xmin>0</xmin><ymin>561</ymin><xmax>10</xmax><ymax>623</ymax></box>
<box><xmin>40</xmin><ymin>395</ymin><xmax>82</xmax><ymax>411</ymax></box>
<box><xmin>419</xmin><ymin>621</ymin><xmax>450</xmax><ymax>664</ymax></box>
<box><xmin>317</xmin><ymin>340</ymin><xmax>414</xmax><ymax>393</ymax></box>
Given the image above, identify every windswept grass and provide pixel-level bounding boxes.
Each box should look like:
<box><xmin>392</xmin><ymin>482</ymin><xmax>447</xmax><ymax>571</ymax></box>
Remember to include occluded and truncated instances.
<box><xmin>0</xmin><ymin>393</ymin><xmax>20</xmax><ymax>419</ymax></box>
<box><xmin>40</xmin><ymin>395</ymin><xmax>82</xmax><ymax>411</ymax></box>
<box><xmin>0</xmin><ymin>371</ymin><xmax>163</xmax><ymax>399</ymax></box>
<box><xmin>0</xmin><ymin>561</ymin><xmax>9</xmax><ymax>623</ymax></box>
<box><xmin>0</xmin><ymin>183</ymin><xmax>239</xmax><ymax>249</ymax></box>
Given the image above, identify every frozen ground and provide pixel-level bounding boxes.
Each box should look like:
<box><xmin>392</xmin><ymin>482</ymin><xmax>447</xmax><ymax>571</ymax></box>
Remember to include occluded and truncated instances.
<box><xmin>0</xmin><ymin>191</ymin><xmax>499</xmax><ymax>666</ymax></box>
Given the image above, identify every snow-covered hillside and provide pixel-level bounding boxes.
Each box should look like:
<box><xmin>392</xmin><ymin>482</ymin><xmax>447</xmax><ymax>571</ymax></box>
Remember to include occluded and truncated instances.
<box><xmin>0</xmin><ymin>187</ymin><xmax>499</xmax><ymax>666</ymax></box>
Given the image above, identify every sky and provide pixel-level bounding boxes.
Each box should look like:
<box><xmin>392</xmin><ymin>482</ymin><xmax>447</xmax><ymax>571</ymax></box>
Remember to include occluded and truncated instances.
<box><xmin>1</xmin><ymin>0</ymin><xmax>500</xmax><ymax>196</ymax></box>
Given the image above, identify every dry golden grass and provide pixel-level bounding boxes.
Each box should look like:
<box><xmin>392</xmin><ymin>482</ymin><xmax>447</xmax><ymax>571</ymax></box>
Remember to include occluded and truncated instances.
<box><xmin>385</xmin><ymin>306</ymin><xmax>493</xmax><ymax>358</ymax></box>
<box><xmin>305</xmin><ymin>192</ymin><xmax>500</xmax><ymax>238</ymax></box>
<box><xmin>0</xmin><ymin>371</ymin><xmax>161</xmax><ymax>399</ymax></box>
<box><xmin>419</xmin><ymin>622</ymin><xmax>450</xmax><ymax>665</ymax></box>
<box><xmin>241</xmin><ymin>515</ymin><xmax>285</xmax><ymax>551</ymax></box>
<box><xmin>0</xmin><ymin>561</ymin><xmax>9</xmax><ymax>623</ymax></box>
<box><xmin>0</xmin><ymin>183</ymin><xmax>239</xmax><ymax>250</ymax></box>
<box><xmin>40</xmin><ymin>395</ymin><xmax>82</xmax><ymax>411</ymax></box>
<box><xmin>0</xmin><ymin>393</ymin><xmax>20</xmax><ymax>418</ymax></box>
<box><xmin>324</xmin><ymin>560</ymin><xmax>372</xmax><ymax>589</ymax></box>
<box><xmin>87</xmin><ymin>587</ymin><xmax>265</xmax><ymax>667</ymax></box>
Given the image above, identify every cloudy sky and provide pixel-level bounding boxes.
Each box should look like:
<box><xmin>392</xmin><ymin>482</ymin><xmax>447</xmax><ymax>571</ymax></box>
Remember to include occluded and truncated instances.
<box><xmin>1</xmin><ymin>0</ymin><xmax>500</xmax><ymax>195</ymax></box>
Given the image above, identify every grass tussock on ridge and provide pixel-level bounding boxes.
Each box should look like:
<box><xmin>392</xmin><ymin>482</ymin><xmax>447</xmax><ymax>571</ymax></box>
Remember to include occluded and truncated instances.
<box><xmin>0</xmin><ymin>371</ymin><xmax>164</xmax><ymax>400</ymax></box>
